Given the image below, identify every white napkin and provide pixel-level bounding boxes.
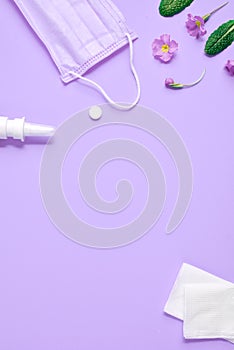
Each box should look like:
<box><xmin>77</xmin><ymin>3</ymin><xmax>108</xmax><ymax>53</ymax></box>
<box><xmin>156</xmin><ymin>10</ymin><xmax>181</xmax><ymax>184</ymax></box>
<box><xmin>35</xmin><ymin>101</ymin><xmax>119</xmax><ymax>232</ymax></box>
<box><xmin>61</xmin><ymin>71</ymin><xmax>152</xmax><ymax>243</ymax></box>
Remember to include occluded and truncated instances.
<box><xmin>164</xmin><ymin>263</ymin><xmax>234</xmax><ymax>343</ymax></box>
<box><xmin>184</xmin><ymin>284</ymin><xmax>234</xmax><ymax>340</ymax></box>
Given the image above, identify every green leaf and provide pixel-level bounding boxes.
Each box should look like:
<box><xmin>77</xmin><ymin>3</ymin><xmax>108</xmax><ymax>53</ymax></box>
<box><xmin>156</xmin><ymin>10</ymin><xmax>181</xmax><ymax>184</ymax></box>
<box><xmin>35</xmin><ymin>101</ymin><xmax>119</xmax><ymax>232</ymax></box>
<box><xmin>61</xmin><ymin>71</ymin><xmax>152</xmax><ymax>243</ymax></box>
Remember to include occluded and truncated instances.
<box><xmin>205</xmin><ymin>20</ymin><xmax>234</xmax><ymax>56</ymax></box>
<box><xmin>159</xmin><ymin>0</ymin><xmax>194</xmax><ymax>17</ymax></box>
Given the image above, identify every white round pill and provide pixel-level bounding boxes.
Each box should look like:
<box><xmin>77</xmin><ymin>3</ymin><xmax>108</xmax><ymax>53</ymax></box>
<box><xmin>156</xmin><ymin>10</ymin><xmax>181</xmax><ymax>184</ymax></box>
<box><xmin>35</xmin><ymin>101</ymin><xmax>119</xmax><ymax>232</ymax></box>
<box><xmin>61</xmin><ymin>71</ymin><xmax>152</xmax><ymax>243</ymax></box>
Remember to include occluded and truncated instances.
<box><xmin>89</xmin><ymin>105</ymin><xmax>103</xmax><ymax>120</ymax></box>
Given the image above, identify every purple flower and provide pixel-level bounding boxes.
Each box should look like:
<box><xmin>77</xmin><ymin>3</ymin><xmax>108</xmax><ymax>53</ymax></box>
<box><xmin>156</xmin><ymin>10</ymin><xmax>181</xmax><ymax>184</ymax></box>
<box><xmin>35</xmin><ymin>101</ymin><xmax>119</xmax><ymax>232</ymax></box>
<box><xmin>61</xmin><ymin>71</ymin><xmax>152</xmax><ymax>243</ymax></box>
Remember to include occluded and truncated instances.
<box><xmin>225</xmin><ymin>60</ymin><xmax>234</xmax><ymax>75</ymax></box>
<box><xmin>152</xmin><ymin>34</ymin><xmax>178</xmax><ymax>63</ymax></box>
<box><xmin>186</xmin><ymin>14</ymin><xmax>207</xmax><ymax>38</ymax></box>
<box><xmin>185</xmin><ymin>2</ymin><xmax>228</xmax><ymax>39</ymax></box>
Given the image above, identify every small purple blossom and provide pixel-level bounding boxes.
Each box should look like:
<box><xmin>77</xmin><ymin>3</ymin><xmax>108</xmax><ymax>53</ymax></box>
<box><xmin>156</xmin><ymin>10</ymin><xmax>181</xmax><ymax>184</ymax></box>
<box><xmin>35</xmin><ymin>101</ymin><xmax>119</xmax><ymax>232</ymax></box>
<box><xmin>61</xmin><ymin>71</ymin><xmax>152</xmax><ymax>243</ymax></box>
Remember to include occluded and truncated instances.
<box><xmin>165</xmin><ymin>78</ymin><xmax>175</xmax><ymax>87</ymax></box>
<box><xmin>152</xmin><ymin>34</ymin><xmax>178</xmax><ymax>63</ymax></box>
<box><xmin>186</xmin><ymin>14</ymin><xmax>207</xmax><ymax>38</ymax></box>
<box><xmin>185</xmin><ymin>2</ymin><xmax>228</xmax><ymax>39</ymax></box>
<box><xmin>225</xmin><ymin>60</ymin><xmax>234</xmax><ymax>75</ymax></box>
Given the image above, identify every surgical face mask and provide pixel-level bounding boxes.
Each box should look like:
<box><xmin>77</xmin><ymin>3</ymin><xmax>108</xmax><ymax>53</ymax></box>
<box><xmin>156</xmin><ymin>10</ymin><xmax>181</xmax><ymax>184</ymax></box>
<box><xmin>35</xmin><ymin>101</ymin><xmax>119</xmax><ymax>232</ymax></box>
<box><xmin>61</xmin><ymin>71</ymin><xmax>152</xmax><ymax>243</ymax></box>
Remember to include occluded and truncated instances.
<box><xmin>13</xmin><ymin>0</ymin><xmax>140</xmax><ymax>110</ymax></box>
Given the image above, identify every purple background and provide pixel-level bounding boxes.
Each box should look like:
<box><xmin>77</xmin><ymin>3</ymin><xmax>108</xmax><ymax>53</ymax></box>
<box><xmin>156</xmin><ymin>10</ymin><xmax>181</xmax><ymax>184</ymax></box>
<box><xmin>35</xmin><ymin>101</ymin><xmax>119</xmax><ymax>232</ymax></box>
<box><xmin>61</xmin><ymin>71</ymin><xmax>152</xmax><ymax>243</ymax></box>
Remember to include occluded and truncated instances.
<box><xmin>1</xmin><ymin>0</ymin><xmax>234</xmax><ymax>349</ymax></box>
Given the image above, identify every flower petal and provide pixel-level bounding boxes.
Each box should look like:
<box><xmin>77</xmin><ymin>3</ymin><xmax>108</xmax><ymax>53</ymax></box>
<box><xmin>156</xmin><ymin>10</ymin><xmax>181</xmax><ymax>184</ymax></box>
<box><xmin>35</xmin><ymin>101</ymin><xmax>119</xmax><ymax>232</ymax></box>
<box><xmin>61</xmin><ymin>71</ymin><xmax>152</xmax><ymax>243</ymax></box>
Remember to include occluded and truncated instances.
<box><xmin>152</xmin><ymin>39</ymin><xmax>163</xmax><ymax>50</ymax></box>
<box><xmin>152</xmin><ymin>39</ymin><xmax>164</xmax><ymax>57</ymax></box>
<box><xmin>187</xmin><ymin>13</ymin><xmax>195</xmax><ymax>20</ymax></box>
<box><xmin>188</xmin><ymin>27</ymin><xmax>200</xmax><ymax>37</ymax></box>
<box><xmin>160</xmin><ymin>34</ymin><xmax>170</xmax><ymax>44</ymax></box>
<box><xmin>160</xmin><ymin>52</ymin><xmax>173</xmax><ymax>62</ymax></box>
<box><xmin>153</xmin><ymin>50</ymin><xmax>164</xmax><ymax>58</ymax></box>
<box><xmin>186</xmin><ymin>20</ymin><xmax>197</xmax><ymax>30</ymax></box>
<box><xmin>169</xmin><ymin>40</ymin><xmax>178</xmax><ymax>53</ymax></box>
<box><xmin>200</xmin><ymin>27</ymin><xmax>207</xmax><ymax>36</ymax></box>
<box><xmin>225</xmin><ymin>60</ymin><xmax>234</xmax><ymax>75</ymax></box>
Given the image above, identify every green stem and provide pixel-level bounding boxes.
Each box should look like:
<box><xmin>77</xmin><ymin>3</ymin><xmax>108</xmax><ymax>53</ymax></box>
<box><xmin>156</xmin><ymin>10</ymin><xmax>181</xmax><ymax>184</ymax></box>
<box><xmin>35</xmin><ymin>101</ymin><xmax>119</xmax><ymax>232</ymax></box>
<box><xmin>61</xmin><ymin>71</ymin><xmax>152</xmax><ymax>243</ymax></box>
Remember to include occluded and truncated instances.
<box><xmin>203</xmin><ymin>2</ymin><xmax>229</xmax><ymax>22</ymax></box>
<box><xmin>169</xmin><ymin>83</ymin><xmax>184</xmax><ymax>89</ymax></box>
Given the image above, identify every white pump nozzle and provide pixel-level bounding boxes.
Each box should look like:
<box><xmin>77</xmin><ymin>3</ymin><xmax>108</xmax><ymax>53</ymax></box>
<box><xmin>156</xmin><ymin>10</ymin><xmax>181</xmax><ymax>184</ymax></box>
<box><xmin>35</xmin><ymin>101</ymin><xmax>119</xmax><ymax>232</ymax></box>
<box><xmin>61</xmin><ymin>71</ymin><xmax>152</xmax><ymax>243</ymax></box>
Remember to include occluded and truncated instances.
<box><xmin>0</xmin><ymin>117</ymin><xmax>55</xmax><ymax>141</ymax></box>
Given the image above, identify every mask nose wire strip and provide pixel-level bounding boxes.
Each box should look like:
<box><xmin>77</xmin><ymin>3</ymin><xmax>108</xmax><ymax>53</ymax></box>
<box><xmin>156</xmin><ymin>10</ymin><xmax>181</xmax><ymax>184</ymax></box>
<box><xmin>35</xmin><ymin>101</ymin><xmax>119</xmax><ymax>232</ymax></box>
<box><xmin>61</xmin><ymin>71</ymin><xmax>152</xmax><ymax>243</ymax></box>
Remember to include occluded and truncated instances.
<box><xmin>69</xmin><ymin>33</ymin><xmax>141</xmax><ymax>110</ymax></box>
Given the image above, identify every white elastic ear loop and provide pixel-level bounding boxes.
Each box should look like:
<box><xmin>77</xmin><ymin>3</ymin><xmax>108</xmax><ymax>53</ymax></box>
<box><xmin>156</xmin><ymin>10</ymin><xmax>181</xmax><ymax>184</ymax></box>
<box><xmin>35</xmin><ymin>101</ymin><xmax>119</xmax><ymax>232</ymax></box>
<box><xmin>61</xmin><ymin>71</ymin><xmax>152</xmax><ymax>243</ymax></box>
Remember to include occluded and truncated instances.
<box><xmin>69</xmin><ymin>33</ymin><xmax>141</xmax><ymax>110</ymax></box>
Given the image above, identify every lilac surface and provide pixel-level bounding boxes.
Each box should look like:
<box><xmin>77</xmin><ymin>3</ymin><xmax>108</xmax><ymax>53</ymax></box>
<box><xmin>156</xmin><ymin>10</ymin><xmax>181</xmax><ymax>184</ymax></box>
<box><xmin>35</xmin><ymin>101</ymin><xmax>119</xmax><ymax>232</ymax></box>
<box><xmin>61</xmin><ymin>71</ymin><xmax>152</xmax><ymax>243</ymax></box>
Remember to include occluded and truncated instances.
<box><xmin>1</xmin><ymin>0</ymin><xmax>234</xmax><ymax>349</ymax></box>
